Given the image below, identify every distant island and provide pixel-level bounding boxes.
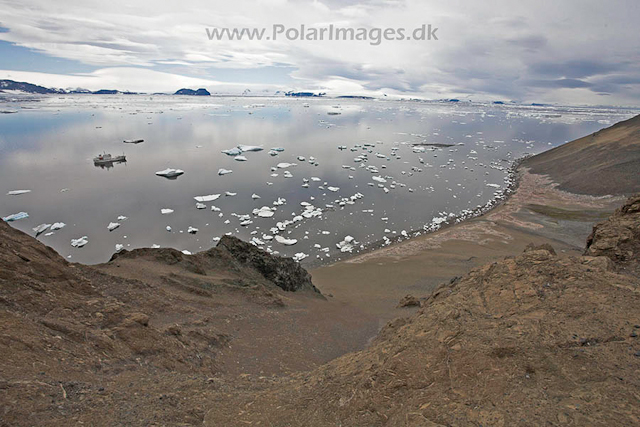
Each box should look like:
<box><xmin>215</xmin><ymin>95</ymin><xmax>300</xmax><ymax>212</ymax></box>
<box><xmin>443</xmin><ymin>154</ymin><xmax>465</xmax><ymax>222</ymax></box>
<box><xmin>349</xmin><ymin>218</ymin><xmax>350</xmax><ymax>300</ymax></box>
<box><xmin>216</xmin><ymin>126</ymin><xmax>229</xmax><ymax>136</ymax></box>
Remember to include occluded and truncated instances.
<box><xmin>174</xmin><ymin>88</ymin><xmax>211</xmax><ymax>96</ymax></box>
<box><xmin>285</xmin><ymin>91</ymin><xmax>326</xmax><ymax>97</ymax></box>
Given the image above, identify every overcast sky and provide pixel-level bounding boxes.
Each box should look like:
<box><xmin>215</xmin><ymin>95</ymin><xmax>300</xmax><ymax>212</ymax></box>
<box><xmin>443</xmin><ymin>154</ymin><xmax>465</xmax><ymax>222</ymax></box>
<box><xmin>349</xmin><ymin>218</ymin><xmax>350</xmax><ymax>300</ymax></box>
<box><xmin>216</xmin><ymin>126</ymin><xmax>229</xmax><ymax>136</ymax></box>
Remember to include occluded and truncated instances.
<box><xmin>0</xmin><ymin>0</ymin><xmax>639</xmax><ymax>105</ymax></box>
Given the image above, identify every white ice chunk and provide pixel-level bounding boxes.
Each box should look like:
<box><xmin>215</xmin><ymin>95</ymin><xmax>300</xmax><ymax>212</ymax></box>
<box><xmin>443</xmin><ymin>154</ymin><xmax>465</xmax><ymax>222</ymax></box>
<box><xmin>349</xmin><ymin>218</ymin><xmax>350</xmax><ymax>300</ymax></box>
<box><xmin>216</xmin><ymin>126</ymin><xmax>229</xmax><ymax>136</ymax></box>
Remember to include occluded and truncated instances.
<box><xmin>155</xmin><ymin>168</ymin><xmax>184</xmax><ymax>178</ymax></box>
<box><xmin>194</xmin><ymin>194</ymin><xmax>220</xmax><ymax>202</ymax></box>
<box><xmin>275</xmin><ymin>235</ymin><xmax>298</xmax><ymax>246</ymax></box>
<box><xmin>277</xmin><ymin>162</ymin><xmax>297</xmax><ymax>169</ymax></box>
<box><xmin>222</xmin><ymin>147</ymin><xmax>243</xmax><ymax>156</ymax></box>
<box><xmin>238</xmin><ymin>144</ymin><xmax>264</xmax><ymax>152</ymax></box>
<box><xmin>71</xmin><ymin>236</ymin><xmax>89</xmax><ymax>248</ymax></box>
<box><xmin>336</xmin><ymin>235</ymin><xmax>357</xmax><ymax>253</ymax></box>
<box><xmin>50</xmin><ymin>222</ymin><xmax>66</xmax><ymax>231</ymax></box>
<box><xmin>33</xmin><ymin>223</ymin><xmax>51</xmax><ymax>236</ymax></box>
<box><xmin>2</xmin><ymin>212</ymin><xmax>28</xmax><ymax>222</ymax></box>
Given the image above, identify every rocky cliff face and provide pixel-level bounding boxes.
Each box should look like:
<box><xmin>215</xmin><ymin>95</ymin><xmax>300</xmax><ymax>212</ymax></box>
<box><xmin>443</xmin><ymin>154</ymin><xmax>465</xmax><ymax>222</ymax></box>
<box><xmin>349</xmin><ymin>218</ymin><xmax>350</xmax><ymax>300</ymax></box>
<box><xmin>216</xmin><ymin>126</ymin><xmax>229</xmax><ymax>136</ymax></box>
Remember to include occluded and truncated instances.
<box><xmin>585</xmin><ymin>194</ymin><xmax>640</xmax><ymax>275</ymax></box>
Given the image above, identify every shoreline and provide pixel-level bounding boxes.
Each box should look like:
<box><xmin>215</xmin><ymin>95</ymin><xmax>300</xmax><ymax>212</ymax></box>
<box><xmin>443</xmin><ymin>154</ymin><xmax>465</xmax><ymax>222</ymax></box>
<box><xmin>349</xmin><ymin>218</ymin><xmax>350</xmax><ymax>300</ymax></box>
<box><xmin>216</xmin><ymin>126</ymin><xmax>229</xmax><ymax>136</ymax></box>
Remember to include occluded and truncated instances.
<box><xmin>309</xmin><ymin>166</ymin><xmax>625</xmax><ymax>326</ymax></box>
<box><xmin>305</xmin><ymin>155</ymin><xmax>528</xmax><ymax>269</ymax></box>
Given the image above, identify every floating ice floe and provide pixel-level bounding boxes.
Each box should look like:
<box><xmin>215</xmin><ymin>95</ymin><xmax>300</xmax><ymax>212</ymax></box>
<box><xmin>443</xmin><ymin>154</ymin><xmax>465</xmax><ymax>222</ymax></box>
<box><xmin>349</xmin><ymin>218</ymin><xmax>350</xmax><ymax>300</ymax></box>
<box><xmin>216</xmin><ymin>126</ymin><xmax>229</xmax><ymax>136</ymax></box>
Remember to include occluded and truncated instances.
<box><xmin>194</xmin><ymin>194</ymin><xmax>220</xmax><ymax>202</ymax></box>
<box><xmin>251</xmin><ymin>237</ymin><xmax>265</xmax><ymax>246</ymax></box>
<box><xmin>166</xmin><ymin>226</ymin><xmax>172</xmax><ymax>232</ymax></box>
<box><xmin>234</xmin><ymin>156</ymin><xmax>248</xmax><ymax>162</ymax></box>
<box><xmin>251</xmin><ymin>193</ymin><xmax>261</xmax><ymax>200</ymax></box>
<box><xmin>327</xmin><ymin>186</ymin><xmax>340</xmax><ymax>192</ymax></box>
<box><xmin>218</xmin><ymin>168</ymin><xmax>233</xmax><ymax>176</ymax></box>
<box><xmin>123</xmin><ymin>139</ymin><xmax>144</xmax><ymax>144</ymax></box>
<box><xmin>271</xmin><ymin>147</ymin><xmax>285</xmax><ymax>152</ymax></box>
<box><xmin>71</xmin><ymin>236</ymin><xmax>89</xmax><ymax>248</ymax></box>
<box><xmin>293</xmin><ymin>253</ymin><xmax>308</xmax><ymax>262</ymax></box>
<box><xmin>6</xmin><ymin>190</ymin><xmax>31</xmax><ymax>196</ymax></box>
<box><xmin>156</xmin><ymin>168</ymin><xmax>184</xmax><ymax>178</ymax></box>
<box><xmin>182</xmin><ymin>250</ymin><xmax>192</xmax><ymax>255</ymax></box>
<box><xmin>253</xmin><ymin>206</ymin><xmax>275</xmax><ymax>218</ymax></box>
<box><xmin>188</xmin><ymin>226</ymin><xmax>198</xmax><ymax>234</ymax></box>
<box><xmin>196</xmin><ymin>203</ymin><xmax>207</xmax><ymax>209</ymax></box>
<box><xmin>115</xmin><ymin>244</ymin><xmax>124</xmax><ymax>252</ymax></box>
<box><xmin>372</xmin><ymin>176</ymin><xmax>387</xmax><ymax>183</ymax></box>
<box><xmin>117</xmin><ymin>215</ymin><xmax>127</xmax><ymax>221</ymax></box>
<box><xmin>222</xmin><ymin>147</ymin><xmax>243</xmax><ymax>156</ymax></box>
<box><xmin>211</xmin><ymin>206</ymin><xmax>221</xmax><ymax>212</ymax></box>
<box><xmin>50</xmin><ymin>222</ymin><xmax>66</xmax><ymax>231</ymax></box>
<box><xmin>161</xmin><ymin>209</ymin><xmax>174</xmax><ymax>215</ymax></box>
<box><xmin>336</xmin><ymin>235</ymin><xmax>357</xmax><ymax>253</ymax></box>
<box><xmin>275</xmin><ymin>235</ymin><xmax>298</xmax><ymax>246</ymax></box>
<box><xmin>2</xmin><ymin>212</ymin><xmax>28</xmax><ymax>222</ymax></box>
<box><xmin>283</xmin><ymin>171</ymin><xmax>293</xmax><ymax>178</ymax></box>
<box><xmin>107</xmin><ymin>222</ymin><xmax>121</xmax><ymax>232</ymax></box>
<box><xmin>238</xmin><ymin>145</ymin><xmax>264</xmax><ymax>152</ymax></box>
<box><xmin>225</xmin><ymin>192</ymin><xmax>237</xmax><ymax>197</ymax></box>
<box><xmin>277</xmin><ymin>162</ymin><xmax>297</xmax><ymax>169</ymax></box>
<box><xmin>33</xmin><ymin>223</ymin><xmax>51</xmax><ymax>237</ymax></box>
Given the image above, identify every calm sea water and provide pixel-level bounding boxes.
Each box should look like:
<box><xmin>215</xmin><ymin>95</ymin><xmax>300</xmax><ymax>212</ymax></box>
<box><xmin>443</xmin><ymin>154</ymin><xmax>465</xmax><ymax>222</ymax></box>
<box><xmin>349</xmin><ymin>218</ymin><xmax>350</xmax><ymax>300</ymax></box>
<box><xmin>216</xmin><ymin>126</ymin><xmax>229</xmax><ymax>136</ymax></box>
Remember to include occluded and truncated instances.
<box><xmin>1</xmin><ymin>95</ymin><xmax>637</xmax><ymax>265</ymax></box>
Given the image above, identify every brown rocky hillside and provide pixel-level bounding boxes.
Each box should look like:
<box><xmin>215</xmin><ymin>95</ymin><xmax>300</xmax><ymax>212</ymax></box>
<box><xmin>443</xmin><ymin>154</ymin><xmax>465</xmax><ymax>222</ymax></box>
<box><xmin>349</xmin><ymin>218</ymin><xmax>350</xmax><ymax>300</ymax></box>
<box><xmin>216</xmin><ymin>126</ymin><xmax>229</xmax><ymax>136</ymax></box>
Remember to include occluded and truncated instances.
<box><xmin>204</xmin><ymin>196</ymin><xmax>640</xmax><ymax>426</ymax></box>
<box><xmin>523</xmin><ymin>114</ymin><xmax>640</xmax><ymax>195</ymax></box>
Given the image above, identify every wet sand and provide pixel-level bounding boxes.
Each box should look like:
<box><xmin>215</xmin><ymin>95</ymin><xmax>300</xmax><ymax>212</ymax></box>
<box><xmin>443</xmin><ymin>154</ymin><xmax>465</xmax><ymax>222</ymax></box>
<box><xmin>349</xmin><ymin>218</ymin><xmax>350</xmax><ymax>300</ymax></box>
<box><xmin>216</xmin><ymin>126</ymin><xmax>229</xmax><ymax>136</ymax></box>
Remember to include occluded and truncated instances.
<box><xmin>310</xmin><ymin>168</ymin><xmax>625</xmax><ymax>327</ymax></box>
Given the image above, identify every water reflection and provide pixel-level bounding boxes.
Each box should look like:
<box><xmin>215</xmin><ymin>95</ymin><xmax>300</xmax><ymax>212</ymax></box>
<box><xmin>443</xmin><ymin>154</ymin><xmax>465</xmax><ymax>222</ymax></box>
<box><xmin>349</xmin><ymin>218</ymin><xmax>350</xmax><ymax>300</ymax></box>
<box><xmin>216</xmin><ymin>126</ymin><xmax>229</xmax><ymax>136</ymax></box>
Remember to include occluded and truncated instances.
<box><xmin>0</xmin><ymin>95</ymin><xmax>637</xmax><ymax>265</ymax></box>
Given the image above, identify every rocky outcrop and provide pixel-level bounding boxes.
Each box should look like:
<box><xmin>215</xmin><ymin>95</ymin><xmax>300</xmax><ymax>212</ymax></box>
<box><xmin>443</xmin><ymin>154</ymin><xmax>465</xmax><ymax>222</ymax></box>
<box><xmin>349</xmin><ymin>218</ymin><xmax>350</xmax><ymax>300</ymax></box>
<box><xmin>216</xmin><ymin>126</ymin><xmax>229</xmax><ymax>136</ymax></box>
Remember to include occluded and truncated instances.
<box><xmin>585</xmin><ymin>194</ymin><xmax>640</xmax><ymax>274</ymax></box>
<box><xmin>216</xmin><ymin>235</ymin><xmax>320</xmax><ymax>294</ymax></box>
<box><xmin>110</xmin><ymin>235</ymin><xmax>320</xmax><ymax>294</ymax></box>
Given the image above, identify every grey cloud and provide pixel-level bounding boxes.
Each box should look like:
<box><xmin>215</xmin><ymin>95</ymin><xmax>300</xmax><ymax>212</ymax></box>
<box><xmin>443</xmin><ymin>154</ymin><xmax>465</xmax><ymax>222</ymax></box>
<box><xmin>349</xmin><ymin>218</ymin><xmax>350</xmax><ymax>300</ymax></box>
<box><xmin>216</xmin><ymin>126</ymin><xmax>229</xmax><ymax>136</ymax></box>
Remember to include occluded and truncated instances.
<box><xmin>529</xmin><ymin>60</ymin><xmax>624</xmax><ymax>79</ymax></box>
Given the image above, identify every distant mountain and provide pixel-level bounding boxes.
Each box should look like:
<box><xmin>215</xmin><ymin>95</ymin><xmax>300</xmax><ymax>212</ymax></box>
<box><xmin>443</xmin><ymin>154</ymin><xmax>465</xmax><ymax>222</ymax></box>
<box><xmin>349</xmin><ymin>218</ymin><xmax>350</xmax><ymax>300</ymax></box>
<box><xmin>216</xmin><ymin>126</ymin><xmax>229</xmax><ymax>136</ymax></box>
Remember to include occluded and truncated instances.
<box><xmin>0</xmin><ymin>80</ymin><xmax>141</xmax><ymax>95</ymax></box>
<box><xmin>523</xmin><ymin>114</ymin><xmax>640</xmax><ymax>195</ymax></box>
<box><xmin>0</xmin><ymin>79</ymin><xmax>63</xmax><ymax>94</ymax></box>
<box><xmin>174</xmin><ymin>88</ymin><xmax>211</xmax><ymax>96</ymax></box>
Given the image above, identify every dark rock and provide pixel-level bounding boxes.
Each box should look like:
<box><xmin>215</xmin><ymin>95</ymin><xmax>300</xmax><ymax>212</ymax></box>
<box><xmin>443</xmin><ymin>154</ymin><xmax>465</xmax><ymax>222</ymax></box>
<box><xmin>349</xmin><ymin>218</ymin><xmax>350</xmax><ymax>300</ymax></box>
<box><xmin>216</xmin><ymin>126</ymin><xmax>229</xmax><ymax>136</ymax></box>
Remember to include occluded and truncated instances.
<box><xmin>216</xmin><ymin>236</ymin><xmax>320</xmax><ymax>294</ymax></box>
